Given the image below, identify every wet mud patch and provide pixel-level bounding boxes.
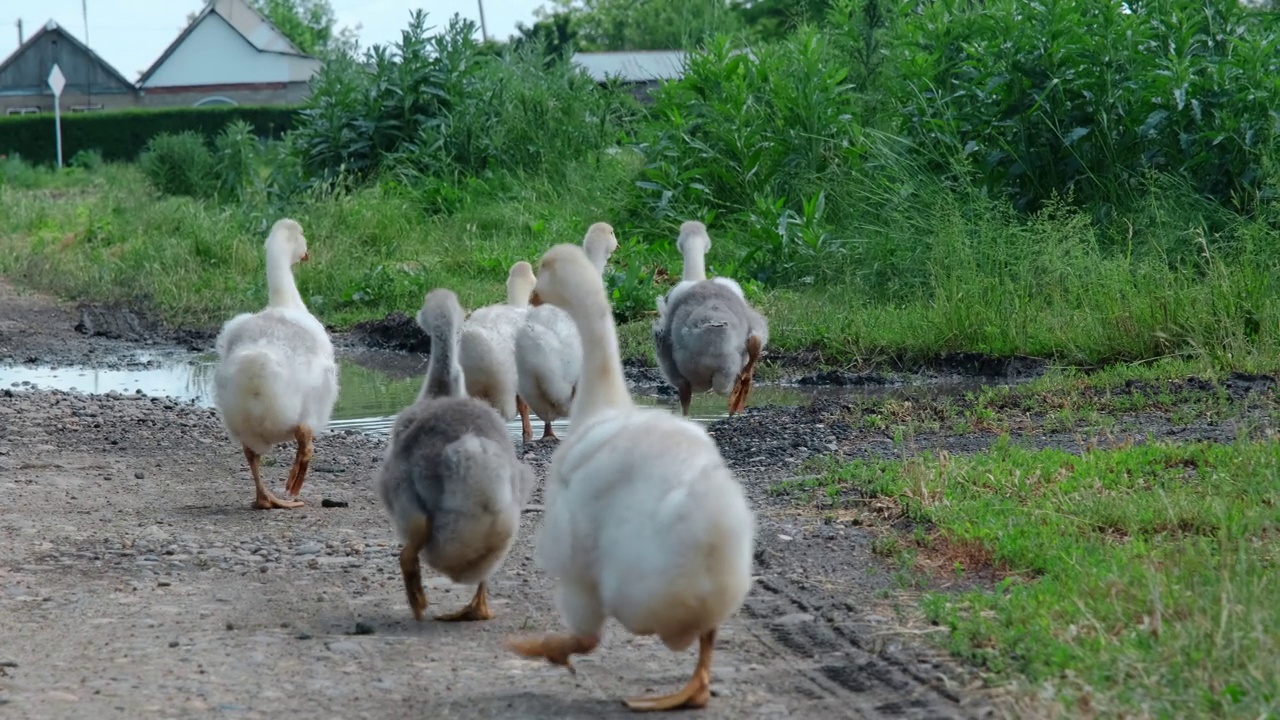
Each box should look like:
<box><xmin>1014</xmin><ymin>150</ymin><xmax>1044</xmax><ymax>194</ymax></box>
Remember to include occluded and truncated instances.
<box><xmin>346</xmin><ymin>311</ymin><xmax>431</xmax><ymax>354</ymax></box>
<box><xmin>74</xmin><ymin>301</ymin><xmax>220</xmax><ymax>351</ymax></box>
<box><xmin>757</xmin><ymin>347</ymin><xmax>1050</xmax><ymax>385</ymax></box>
<box><xmin>707</xmin><ymin>375</ymin><xmax>1279</xmax><ymax>502</ymax></box>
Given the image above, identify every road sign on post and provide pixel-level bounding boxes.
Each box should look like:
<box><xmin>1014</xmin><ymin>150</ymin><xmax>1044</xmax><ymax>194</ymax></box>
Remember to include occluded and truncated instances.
<box><xmin>48</xmin><ymin>64</ymin><xmax>66</xmax><ymax>169</ymax></box>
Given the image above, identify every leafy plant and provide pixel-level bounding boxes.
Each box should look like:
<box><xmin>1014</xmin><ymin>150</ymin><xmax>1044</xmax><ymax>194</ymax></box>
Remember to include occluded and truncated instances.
<box><xmin>213</xmin><ymin>120</ymin><xmax>261</xmax><ymax>203</ymax></box>
<box><xmin>69</xmin><ymin>149</ymin><xmax>104</xmax><ymax>172</ymax></box>
<box><xmin>894</xmin><ymin>0</ymin><xmax>1280</xmax><ymax>212</ymax></box>
<box><xmin>139</xmin><ymin>131</ymin><xmax>215</xmax><ymax>199</ymax></box>
<box><xmin>291</xmin><ymin>10</ymin><xmax>637</xmax><ymax>185</ymax></box>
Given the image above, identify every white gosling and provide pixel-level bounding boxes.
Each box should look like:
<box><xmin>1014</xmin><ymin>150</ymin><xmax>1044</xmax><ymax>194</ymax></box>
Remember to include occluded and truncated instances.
<box><xmin>514</xmin><ymin>221</ymin><xmax>619</xmax><ymax>442</ymax></box>
<box><xmin>212</xmin><ymin>218</ymin><xmax>339</xmax><ymax>510</ymax></box>
<box><xmin>506</xmin><ymin>243</ymin><xmax>756</xmax><ymax>711</ymax></box>
<box><xmin>458</xmin><ymin>261</ymin><xmax>538</xmax><ymax>438</ymax></box>
<box><xmin>377</xmin><ymin>288</ymin><xmax>536</xmax><ymax>622</ymax></box>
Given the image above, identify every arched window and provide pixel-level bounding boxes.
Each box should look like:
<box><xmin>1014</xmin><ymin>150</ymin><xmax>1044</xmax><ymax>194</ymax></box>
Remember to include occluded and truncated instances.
<box><xmin>193</xmin><ymin>96</ymin><xmax>238</xmax><ymax>107</ymax></box>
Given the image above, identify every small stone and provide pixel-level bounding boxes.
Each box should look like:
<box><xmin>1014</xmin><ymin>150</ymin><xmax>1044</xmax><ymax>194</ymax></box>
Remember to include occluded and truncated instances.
<box><xmin>296</xmin><ymin>542</ymin><xmax>322</xmax><ymax>556</ymax></box>
<box><xmin>772</xmin><ymin>612</ymin><xmax>815</xmax><ymax>626</ymax></box>
<box><xmin>168</xmin><ymin>640</ymin><xmax>179</xmax><ymax>648</ymax></box>
<box><xmin>134</xmin><ymin>470</ymin><xmax>145</xmax><ymax>479</ymax></box>
<box><xmin>296</xmin><ymin>632</ymin><xmax>313</xmax><ymax>640</ymax></box>
<box><xmin>157</xmin><ymin>580</ymin><xmax>171</xmax><ymax>588</ymax></box>
<box><xmin>46</xmin><ymin>691</ymin><xmax>79</xmax><ymax>702</ymax></box>
<box><xmin>225</xmin><ymin>622</ymin><xmax>235</xmax><ymax>631</ymax></box>
<box><xmin>321</xmin><ymin>498</ymin><xmax>348</xmax><ymax>508</ymax></box>
<box><xmin>351</xmin><ymin>622</ymin><xmax>375</xmax><ymax>636</ymax></box>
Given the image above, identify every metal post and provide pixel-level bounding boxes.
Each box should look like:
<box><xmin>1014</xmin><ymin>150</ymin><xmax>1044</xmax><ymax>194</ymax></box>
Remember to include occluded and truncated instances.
<box><xmin>477</xmin><ymin>0</ymin><xmax>489</xmax><ymax>42</ymax></box>
<box><xmin>53</xmin><ymin>96</ymin><xmax>63</xmax><ymax>168</ymax></box>
<box><xmin>48</xmin><ymin>64</ymin><xmax>66</xmax><ymax>169</ymax></box>
<box><xmin>83</xmin><ymin>0</ymin><xmax>91</xmax><ymax>108</ymax></box>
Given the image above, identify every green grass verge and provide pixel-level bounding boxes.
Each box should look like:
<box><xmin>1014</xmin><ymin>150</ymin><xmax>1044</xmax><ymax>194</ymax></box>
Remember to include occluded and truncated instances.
<box><xmin>777</xmin><ymin>439</ymin><xmax>1280</xmax><ymax>717</ymax></box>
<box><xmin>2</xmin><ymin>159</ymin><xmax>1278</xmax><ymax>371</ymax></box>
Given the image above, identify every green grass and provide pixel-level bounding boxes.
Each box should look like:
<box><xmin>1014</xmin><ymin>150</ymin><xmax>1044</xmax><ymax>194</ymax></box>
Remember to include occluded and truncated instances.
<box><xmin>777</xmin><ymin>440</ymin><xmax>1280</xmax><ymax>717</ymax></box>
<box><xmin>2</xmin><ymin>157</ymin><xmax>1278</xmax><ymax>371</ymax></box>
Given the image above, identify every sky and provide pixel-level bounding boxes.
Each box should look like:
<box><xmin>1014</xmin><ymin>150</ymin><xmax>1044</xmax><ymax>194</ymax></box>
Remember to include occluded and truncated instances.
<box><xmin>0</xmin><ymin>0</ymin><xmax>546</xmax><ymax>80</ymax></box>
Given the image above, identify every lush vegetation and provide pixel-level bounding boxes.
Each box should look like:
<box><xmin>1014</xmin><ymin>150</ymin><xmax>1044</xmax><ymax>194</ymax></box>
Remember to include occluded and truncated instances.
<box><xmin>2</xmin><ymin>1</ymin><xmax>1279</xmax><ymax>372</ymax></box>
<box><xmin>775</xmin><ymin>435</ymin><xmax>1280</xmax><ymax>717</ymax></box>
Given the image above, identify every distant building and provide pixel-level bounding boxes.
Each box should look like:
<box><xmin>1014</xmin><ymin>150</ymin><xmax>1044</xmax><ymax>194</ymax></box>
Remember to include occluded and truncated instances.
<box><xmin>571</xmin><ymin>50</ymin><xmax>687</xmax><ymax>102</ymax></box>
<box><xmin>0</xmin><ymin>20</ymin><xmax>139</xmax><ymax>115</ymax></box>
<box><xmin>135</xmin><ymin>0</ymin><xmax>322</xmax><ymax>108</ymax></box>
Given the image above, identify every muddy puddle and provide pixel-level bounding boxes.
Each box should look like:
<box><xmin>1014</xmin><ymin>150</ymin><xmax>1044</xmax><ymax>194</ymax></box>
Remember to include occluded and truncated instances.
<box><xmin>0</xmin><ymin>351</ymin><xmax>997</xmax><ymax>442</ymax></box>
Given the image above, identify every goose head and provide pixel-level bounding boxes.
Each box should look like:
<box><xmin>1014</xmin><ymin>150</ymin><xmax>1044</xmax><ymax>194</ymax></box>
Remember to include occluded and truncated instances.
<box><xmin>417</xmin><ymin>288</ymin><xmax>465</xmax><ymax>341</ymax></box>
<box><xmin>528</xmin><ymin>244</ymin><xmax>604</xmax><ymax>313</ymax></box>
<box><xmin>675</xmin><ymin>221</ymin><xmax>710</xmax><ymax>281</ymax></box>
<box><xmin>507</xmin><ymin>261</ymin><xmax>537</xmax><ymax>307</ymax></box>
<box><xmin>267</xmin><ymin>218</ymin><xmax>310</xmax><ymax>265</ymax></box>
<box><xmin>583</xmin><ymin>222</ymin><xmax>619</xmax><ymax>275</ymax></box>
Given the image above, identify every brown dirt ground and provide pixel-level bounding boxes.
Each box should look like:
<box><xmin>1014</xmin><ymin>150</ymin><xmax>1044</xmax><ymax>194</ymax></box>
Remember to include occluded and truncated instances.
<box><xmin>0</xmin><ymin>279</ymin><xmax>1007</xmax><ymax>720</ymax></box>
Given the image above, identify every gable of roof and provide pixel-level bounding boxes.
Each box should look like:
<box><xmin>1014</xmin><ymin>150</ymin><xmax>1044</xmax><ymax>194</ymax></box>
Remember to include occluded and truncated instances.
<box><xmin>0</xmin><ymin>19</ymin><xmax>136</xmax><ymax>93</ymax></box>
<box><xmin>137</xmin><ymin>0</ymin><xmax>314</xmax><ymax>87</ymax></box>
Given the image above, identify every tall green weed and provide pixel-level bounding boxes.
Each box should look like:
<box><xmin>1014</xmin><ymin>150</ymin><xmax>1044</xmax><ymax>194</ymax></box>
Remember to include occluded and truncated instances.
<box><xmin>290</xmin><ymin>11</ymin><xmax>637</xmax><ymax>189</ymax></box>
<box><xmin>895</xmin><ymin>0</ymin><xmax>1280</xmax><ymax>212</ymax></box>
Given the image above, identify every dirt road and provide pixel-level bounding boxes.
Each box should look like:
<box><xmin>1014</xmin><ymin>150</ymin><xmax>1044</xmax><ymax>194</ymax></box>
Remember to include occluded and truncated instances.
<box><xmin>0</xmin><ymin>280</ymin><xmax>999</xmax><ymax>719</ymax></box>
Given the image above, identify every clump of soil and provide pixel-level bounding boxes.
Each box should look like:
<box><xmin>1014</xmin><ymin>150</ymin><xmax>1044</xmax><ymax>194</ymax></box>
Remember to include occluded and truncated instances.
<box><xmin>73</xmin><ymin>301</ymin><xmax>218</xmax><ymax>352</ymax></box>
<box><xmin>794</xmin><ymin>370</ymin><xmax>890</xmax><ymax>386</ymax></box>
<box><xmin>347</xmin><ymin>312</ymin><xmax>431</xmax><ymax>354</ymax></box>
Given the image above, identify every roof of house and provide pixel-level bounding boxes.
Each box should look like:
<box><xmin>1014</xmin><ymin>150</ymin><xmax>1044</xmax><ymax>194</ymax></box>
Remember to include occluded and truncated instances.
<box><xmin>136</xmin><ymin>0</ymin><xmax>315</xmax><ymax>87</ymax></box>
<box><xmin>571</xmin><ymin>50</ymin><xmax>687</xmax><ymax>83</ymax></box>
<box><xmin>0</xmin><ymin>19</ymin><xmax>136</xmax><ymax>92</ymax></box>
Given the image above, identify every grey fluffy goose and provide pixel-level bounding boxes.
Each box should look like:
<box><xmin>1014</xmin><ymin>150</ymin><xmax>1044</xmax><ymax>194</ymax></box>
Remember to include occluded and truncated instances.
<box><xmin>376</xmin><ymin>288</ymin><xmax>536</xmax><ymax>622</ymax></box>
<box><xmin>652</xmin><ymin>221</ymin><xmax>769</xmax><ymax>415</ymax></box>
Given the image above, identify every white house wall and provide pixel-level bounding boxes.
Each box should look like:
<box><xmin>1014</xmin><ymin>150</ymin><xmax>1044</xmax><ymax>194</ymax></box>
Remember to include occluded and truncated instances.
<box><xmin>140</xmin><ymin>13</ymin><xmax>319</xmax><ymax>89</ymax></box>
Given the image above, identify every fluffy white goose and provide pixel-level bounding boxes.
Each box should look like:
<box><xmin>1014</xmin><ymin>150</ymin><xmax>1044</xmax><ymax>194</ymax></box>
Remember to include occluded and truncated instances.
<box><xmin>377</xmin><ymin>288</ymin><xmax>536</xmax><ymax>622</ymax></box>
<box><xmin>458</xmin><ymin>261</ymin><xmax>537</xmax><ymax>440</ymax></box>
<box><xmin>212</xmin><ymin>218</ymin><xmax>339</xmax><ymax>510</ymax></box>
<box><xmin>506</xmin><ymin>243</ymin><xmax>756</xmax><ymax>711</ymax></box>
<box><xmin>514</xmin><ymin>222</ymin><xmax>619</xmax><ymax>443</ymax></box>
<box><xmin>653</xmin><ymin>221</ymin><xmax>769</xmax><ymax>416</ymax></box>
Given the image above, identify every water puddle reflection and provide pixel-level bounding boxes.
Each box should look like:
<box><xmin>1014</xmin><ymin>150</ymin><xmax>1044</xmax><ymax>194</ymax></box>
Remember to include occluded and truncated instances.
<box><xmin>0</xmin><ymin>352</ymin><xmax>991</xmax><ymax>443</ymax></box>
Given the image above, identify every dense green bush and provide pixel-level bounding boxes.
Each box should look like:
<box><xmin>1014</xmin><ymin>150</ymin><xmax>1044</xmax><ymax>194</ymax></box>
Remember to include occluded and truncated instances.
<box><xmin>894</xmin><ymin>0</ymin><xmax>1280</xmax><ymax>212</ymax></box>
<box><xmin>140</xmin><ymin>132</ymin><xmax>216</xmax><ymax>198</ymax></box>
<box><xmin>290</xmin><ymin>11</ymin><xmax>638</xmax><ymax>186</ymax></box>
<box><xmin>0</xmin><ymin>106</ymin><xmax>297</xmax><ymax>165</ymax></box>
<box><xmin>68</xmin><ymin>148</ymin><xmax>104</xmax><ymax>172</ymax></box>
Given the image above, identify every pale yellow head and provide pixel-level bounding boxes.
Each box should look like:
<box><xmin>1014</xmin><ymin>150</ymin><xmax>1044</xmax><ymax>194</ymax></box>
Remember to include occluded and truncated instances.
<box><xmin>528</xmin><ymin>244</ymin><xmax>603</xmax><ymax>311</ymax></box>
<box><xmin>266</xmin><ymin>218</ymin><xmax>309</xmax><ymax>264</ymax></box>
<box><xmin>583</xmin><ymin>221</ymin><xmax>619</xmax><ymax>274</ymax></box>
<box><xmin>507</xmin><ymin>260</ymin><xmax>537</xmax><ymax>307</ymax></box>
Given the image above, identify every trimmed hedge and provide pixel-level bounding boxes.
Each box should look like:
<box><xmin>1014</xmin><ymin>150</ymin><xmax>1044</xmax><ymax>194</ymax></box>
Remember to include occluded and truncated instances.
<box><xmin>0</xmin><ymin>105</ymin><xmax>299</xmax><ymax>164</ymax></box>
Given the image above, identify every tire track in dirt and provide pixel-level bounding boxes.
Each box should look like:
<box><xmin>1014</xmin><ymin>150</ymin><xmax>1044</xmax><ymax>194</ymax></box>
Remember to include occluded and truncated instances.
<box><xmin>742</xmin><ymin>575</ymin><xmax>980</xmax><ymax>719</ymax></box>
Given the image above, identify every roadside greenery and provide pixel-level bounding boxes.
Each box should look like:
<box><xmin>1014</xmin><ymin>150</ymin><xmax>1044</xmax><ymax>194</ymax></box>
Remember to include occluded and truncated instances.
<box><xmin>775</xmin><ymin>437</ymin><xmax>1280</xmax><ymax>718</ymax></box>
<box><xmin>1</xmin><ymin>1</ymin><xmax>1278</xmax><ymax>372</ymax></box>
